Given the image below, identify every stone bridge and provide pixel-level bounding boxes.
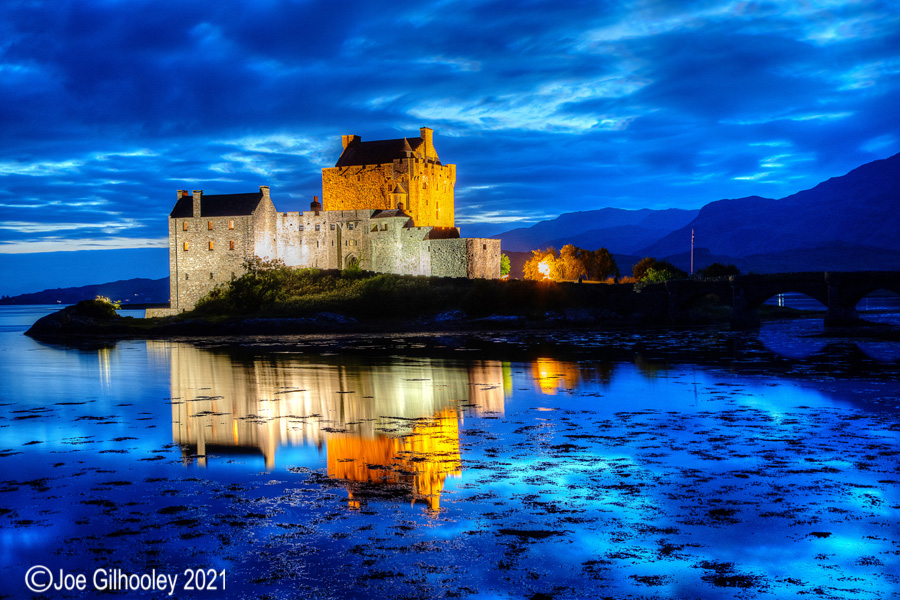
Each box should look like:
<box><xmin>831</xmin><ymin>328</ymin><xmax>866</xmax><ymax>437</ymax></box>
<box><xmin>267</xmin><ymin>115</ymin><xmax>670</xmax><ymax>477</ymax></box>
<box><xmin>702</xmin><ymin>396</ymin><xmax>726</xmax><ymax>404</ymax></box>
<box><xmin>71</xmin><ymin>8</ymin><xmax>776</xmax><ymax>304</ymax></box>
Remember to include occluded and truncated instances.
<box><xmin>660</xmin><ymin>271</ymin><xmax>900</xmax><ymax>327</ymax></box>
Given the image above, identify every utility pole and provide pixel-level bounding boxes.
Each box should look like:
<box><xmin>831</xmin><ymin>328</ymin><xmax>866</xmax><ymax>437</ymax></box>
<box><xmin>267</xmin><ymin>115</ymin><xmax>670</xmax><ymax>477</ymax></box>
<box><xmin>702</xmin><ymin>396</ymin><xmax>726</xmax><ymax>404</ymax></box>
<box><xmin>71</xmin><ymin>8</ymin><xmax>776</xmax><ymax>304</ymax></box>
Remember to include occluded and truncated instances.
<box><xmin>690</xmin><ymin>229</ymin><xmax>694</xmax><ymax>275</ymax></box>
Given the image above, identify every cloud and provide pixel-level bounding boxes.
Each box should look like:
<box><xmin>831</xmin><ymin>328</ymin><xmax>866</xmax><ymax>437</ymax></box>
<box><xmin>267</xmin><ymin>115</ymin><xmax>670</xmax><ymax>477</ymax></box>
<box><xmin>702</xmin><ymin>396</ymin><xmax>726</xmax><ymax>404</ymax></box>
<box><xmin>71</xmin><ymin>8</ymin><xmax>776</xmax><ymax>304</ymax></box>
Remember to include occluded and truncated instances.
<box><xmin>0</xmin><ymin>236</ymin><xmax>168</xmax><ymax>254</ymax></box>
<box><xmin>0</xmin><ymin>0</ymin><xmax>897</xmax><ymax>277</ymax></box>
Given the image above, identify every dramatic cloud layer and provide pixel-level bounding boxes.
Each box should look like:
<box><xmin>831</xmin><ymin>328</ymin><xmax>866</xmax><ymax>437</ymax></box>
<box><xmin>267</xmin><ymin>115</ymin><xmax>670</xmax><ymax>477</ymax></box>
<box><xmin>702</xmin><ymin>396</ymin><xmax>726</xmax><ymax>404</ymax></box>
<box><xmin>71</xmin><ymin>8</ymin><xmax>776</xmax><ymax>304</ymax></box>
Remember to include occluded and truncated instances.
<box><xmin>1</xmin><ymin>0</ymin><xmax>898</xmax><ymax>255</ymax></box>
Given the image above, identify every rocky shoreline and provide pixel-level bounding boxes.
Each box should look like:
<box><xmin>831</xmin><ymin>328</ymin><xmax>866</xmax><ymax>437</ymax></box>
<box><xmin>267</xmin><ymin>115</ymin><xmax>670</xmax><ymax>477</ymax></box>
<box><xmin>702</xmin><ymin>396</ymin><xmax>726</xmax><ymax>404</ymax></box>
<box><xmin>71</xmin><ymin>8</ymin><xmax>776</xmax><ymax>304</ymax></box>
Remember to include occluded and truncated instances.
<box><xmin>25</xmin><ymin>299</ymin><xmax>630</xmax><ymax>339</ymax></box>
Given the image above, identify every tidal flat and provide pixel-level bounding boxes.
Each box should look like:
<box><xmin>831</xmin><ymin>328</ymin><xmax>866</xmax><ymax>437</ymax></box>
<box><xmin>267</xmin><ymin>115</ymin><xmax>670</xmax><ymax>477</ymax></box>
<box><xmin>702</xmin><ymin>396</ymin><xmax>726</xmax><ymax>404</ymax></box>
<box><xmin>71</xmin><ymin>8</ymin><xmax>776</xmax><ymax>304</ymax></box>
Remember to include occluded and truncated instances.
<box><xmin>2</xmin><ymin>306</ymin><xmax>899</xmax><ymax>599</ymax></box>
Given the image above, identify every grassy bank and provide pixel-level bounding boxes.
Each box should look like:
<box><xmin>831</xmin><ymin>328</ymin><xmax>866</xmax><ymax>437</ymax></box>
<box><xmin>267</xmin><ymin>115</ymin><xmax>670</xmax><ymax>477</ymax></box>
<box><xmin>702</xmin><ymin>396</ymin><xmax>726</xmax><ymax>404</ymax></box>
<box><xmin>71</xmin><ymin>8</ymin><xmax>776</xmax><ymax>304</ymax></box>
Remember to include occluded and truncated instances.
<box><xmin>191</xmin><ymin>263</ymin><xmax>583</xmax><ymax>320</ymax></box>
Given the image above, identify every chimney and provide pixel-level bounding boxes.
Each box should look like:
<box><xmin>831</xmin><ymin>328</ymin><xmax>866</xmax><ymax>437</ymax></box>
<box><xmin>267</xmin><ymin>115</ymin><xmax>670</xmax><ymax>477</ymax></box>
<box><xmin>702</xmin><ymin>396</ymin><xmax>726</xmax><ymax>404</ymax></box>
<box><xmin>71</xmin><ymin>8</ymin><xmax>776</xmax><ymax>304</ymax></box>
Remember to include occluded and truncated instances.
<box><xmin>259</xmin><ymin>185</ymin><xmax>270</xmax><ymax>201</ymax></box>
<box><xmin>341</xmin><ymin>134</ymin><xmax>361</xmax><ymax>150</ymax></box>
<box><xmin>310</xmin><ymin>195</ymin><xmax>322</xmax><ymax>216</ymax></box>
<box><xmin>420</xmin><ymin>127</ymin><xmax>433</xmax><ymax>158</ymax></box>
<box><xmin>192</xmin><ymin>190</ymin><xmax>203</xmax><ymax>218</ymax></box>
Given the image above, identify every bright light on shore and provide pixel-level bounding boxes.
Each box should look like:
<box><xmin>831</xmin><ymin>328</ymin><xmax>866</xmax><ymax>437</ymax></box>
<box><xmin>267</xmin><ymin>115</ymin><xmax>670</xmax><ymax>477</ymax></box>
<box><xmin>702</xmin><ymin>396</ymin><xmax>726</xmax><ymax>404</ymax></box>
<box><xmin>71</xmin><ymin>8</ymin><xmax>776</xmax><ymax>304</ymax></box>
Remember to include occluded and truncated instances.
<box><xmin>538</xmin><ymin>259</ymin><xmax>551</xmax><ymax>280</ymax></box>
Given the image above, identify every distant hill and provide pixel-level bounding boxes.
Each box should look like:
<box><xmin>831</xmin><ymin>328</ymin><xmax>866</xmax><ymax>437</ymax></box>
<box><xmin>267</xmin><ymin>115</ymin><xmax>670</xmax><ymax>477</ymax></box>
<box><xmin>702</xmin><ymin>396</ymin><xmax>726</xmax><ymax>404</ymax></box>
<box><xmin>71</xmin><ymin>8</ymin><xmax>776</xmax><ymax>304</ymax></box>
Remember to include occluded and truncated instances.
<box><xmin>642</xmin><ymin>153</ymin><xmax>900</xmax><ymax>262</ymax></box>
<box><xmin>494</xmin><ymin>208</ymin><xmax>699</xmax><ymax>253</ymax></box>
<box><xmin>0</xmin><ymin>247</ymin><xmax>168</xmax><ymax>297</ymax></box>
<box><xmin>0</xmin><ymin>277</ymin><xmax>169</xmax><ymax>305</ymax></box>
<box><xmin>496</xmin><ymin>152</ymin><xmax>900</xmax><ymax>275</ymax></box>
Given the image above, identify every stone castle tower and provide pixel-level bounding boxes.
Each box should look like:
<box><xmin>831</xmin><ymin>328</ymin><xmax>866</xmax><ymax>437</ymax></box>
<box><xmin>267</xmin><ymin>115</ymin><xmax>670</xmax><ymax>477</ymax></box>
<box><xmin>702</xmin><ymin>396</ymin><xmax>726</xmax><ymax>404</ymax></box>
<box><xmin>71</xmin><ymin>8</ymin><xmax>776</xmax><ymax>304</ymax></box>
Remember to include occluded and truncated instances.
<box><xmin>322</xmin><ymin>127</ymin><xmax>456</xmax><ymax>229</ymax></box>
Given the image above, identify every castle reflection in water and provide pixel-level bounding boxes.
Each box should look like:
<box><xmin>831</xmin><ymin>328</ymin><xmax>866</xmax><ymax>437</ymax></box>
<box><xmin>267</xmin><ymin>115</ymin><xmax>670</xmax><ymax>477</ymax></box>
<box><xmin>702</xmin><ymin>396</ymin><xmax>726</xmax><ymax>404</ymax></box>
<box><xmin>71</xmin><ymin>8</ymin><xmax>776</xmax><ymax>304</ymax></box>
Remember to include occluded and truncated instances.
<box><xmin>147</xmin><ymin>342</ymin><xmax>509</xmax><ymax>510</ymax></box>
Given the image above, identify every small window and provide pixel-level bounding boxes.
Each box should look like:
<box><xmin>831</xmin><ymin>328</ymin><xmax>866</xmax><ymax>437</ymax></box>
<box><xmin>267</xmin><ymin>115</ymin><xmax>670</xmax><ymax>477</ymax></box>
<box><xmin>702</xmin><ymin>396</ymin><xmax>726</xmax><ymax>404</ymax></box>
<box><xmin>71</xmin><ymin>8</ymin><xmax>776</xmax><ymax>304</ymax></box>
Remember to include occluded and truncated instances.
<box><xmin>228</xmin><ymin>220</ymin><xmax>235</xmax><ymax>230</ymax></box>
<box><xmin>209</xmin><ymin>272</ymin><xmax>214</xmax><ymax>279</ymax></box>
<box><xmin>483</xmin><ymin>243</ymin><xmax>487</xmax><ymax>250</ymax></box>
<box><xmin>330</xmin><ymin>223</ymin><xmax>335</xmax><ymax>230</ymax></box>
<box><xmin>229</xmin><ymin>240</ymin><xmax>235</xmax><ymax>250</ymax></box>
<box><xmin>183</xmin><ymin>242</ymin><xmax>189</xmax><ymax>251</ymax></box>
<box><xmin>298</xmin><ymin>225</ymin><xmax>304</xmax><ymax>232</ymax></box>
<box><xmin>185</xmin><ymin>273</ymin><xmax>189</xmax><ymax>280</ymax></box>
<box><xmin>208</xmin><ymin>241</ymin><xmax>214</xmax><ymax>250</ymax></box>
<box><xmin>208</xmin><ymin>221</ymin><xmax>213</xmax><ymax>230</ymax></box>
<box><xmin>182</xmin><ymin>222</ymin><xmax>188</xmax><ymax>231</ymax></box>
<box><xmin>315</xmin><ymin>224</ymin><xmax>321</xmax><ymax>231</ymax></box>
<box><xmin>348</xmin><ymin>222</ymin><xmax>354</xmax><ymax>230</ymax></box>
<box><xmin>371</xmin><ymin>225</ymin><xmax>377</xmax><ymax>232</ymax></box>
<box><xmin>331</xmin><ymin>240</ymin><xmax>334</xmax><ymax>246</ymax></box>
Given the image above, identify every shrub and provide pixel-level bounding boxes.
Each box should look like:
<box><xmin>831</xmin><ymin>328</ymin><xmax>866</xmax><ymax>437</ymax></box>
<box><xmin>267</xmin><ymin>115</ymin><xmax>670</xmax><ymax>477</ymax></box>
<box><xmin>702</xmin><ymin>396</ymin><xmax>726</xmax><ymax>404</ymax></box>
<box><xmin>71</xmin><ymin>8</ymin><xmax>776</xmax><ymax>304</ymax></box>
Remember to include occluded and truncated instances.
<box><xmin>75</xmin><ymin>298</ymin><xmax>119</xmax><ymax>319</ymax></box>
<box><xmin>95</xmin><ymin>295</ymin><xmax>121</xmax><ymax>310</ymax></box>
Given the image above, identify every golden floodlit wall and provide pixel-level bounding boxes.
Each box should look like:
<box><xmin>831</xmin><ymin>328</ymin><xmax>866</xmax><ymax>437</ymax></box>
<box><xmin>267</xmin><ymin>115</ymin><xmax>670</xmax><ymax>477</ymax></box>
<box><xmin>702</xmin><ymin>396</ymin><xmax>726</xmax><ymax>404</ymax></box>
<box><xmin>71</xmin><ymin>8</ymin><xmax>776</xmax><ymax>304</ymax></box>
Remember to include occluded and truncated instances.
<box><xmin>322</xmin><ymin>128</ymin><xmax>456</xmax><ymax>229</ymax></box>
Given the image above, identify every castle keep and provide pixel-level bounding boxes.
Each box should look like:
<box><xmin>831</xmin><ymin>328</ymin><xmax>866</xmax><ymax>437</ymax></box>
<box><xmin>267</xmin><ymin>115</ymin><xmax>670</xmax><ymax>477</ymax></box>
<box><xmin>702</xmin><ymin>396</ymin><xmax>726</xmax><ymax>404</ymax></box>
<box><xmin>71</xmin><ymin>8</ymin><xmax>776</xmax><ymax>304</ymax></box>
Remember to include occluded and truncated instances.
<box><xmin>152</xmin><ymin>128</ymin><xmax>500</xmax><ymax>314</ymax></box>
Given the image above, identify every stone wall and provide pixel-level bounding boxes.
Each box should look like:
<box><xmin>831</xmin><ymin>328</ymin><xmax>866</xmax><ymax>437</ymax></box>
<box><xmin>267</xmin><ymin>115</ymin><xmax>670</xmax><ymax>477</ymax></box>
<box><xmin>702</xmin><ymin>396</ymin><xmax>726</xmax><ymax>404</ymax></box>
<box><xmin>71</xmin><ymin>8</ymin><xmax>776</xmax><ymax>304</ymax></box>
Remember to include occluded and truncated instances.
<box><xmin>407</xmin><ymin>160</ymin><xmax>456</xmax><ymax>229</ymax></box>
<box><xmin>466</xmin><ymin>238</ymin><xmax>502</xmax><ymax>279</ymax></box>
<box><xmin>322</xmin><ymin>164</ymin><xmax>396</xmax><ymax>212</ymax></box>
<box><xmin>429</xmin><ymin>239</ymin><xmax>468</xmax><ymax>278</ymax></box>
<box><xmin>168</xmin><ymin>213</ymin><xmax>255</xmax><ymax>311</ymax></box>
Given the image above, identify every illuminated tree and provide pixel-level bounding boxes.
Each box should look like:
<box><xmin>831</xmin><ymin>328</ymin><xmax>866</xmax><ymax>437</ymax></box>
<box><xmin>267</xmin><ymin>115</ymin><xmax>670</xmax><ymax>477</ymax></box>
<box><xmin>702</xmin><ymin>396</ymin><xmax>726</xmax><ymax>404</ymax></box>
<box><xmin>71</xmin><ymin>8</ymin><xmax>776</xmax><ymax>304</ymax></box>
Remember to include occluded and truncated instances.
<box><xmin>500</xmin><ymin>253</ymin><xmax>511</xmax><ymax>277</ymax></box>
<box><xmin>524</xmin><ymin>247</ymin><xmax>559</xmax><ymax>281</ymax></box>
<box><xmin>557</xmin><ymin>244</ymin><xmax>585</xmax><ymax>280</ymax></box>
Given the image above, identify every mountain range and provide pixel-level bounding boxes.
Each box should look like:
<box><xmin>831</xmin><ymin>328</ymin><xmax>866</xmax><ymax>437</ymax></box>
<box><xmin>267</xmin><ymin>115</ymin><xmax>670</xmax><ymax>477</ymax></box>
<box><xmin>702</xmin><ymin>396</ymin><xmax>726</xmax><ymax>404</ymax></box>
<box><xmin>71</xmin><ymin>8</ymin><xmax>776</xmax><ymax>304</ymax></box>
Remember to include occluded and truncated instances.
<box><xmin>495</xmin><ymin>152</ymin><xmax>900</xmax><ymax>275</ymax></box>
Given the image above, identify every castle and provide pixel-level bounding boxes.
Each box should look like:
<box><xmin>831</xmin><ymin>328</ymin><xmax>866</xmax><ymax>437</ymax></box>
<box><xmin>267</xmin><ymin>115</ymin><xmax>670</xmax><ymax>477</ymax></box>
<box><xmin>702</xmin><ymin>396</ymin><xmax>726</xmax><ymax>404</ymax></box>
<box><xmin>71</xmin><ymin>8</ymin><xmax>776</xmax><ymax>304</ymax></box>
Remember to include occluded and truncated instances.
<box><xmin>150</xmin><ymin>128</ymin><xmax>501</xmax><ymax>315</ymax></box>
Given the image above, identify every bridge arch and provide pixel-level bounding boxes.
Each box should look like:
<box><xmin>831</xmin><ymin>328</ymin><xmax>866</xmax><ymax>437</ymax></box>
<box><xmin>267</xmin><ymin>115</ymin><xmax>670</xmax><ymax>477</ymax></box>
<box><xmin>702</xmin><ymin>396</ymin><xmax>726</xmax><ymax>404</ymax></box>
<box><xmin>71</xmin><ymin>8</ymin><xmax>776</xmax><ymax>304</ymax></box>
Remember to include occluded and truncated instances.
<box><xmin>741</xmin><ymin>285</ymin><xmax>828</xmax><ymax>312</ymax></box>
<box><xmin>841</xmin><ymin>285</ymin><xmax>900</xmax><ymax>311</ymax></box>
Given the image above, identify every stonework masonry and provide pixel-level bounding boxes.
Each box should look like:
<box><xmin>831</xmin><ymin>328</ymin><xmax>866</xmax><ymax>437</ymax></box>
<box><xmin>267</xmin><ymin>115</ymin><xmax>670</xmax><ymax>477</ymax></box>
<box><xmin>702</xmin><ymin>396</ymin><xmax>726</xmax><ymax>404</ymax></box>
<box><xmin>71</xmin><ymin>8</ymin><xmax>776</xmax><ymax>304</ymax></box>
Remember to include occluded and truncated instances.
<box><xmin>147</xmin><ymin>127</ymin><xmax>500</xmax><ymax>317</ymax></box>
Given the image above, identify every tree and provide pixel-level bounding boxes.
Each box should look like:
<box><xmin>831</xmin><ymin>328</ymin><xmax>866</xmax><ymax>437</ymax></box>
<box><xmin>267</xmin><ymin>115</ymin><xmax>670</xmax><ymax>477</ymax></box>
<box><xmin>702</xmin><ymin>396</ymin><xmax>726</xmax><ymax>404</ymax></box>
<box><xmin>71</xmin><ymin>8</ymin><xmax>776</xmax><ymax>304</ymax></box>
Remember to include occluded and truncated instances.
<box><xmin>633</xmin><ymin>257</ymin><xmax>686</xmax><ymax>281</ymax></box>
<box><xmin>557</xmin><ymin>244</ymin><xmax>584</xmax><ymax>280</ymax></box>
<box><xmin>632</xmin><ymin>257</ymin><xmax>658</xmax><ymax>281</ymax></box>
<box><xmin>584</xmin><ymin>247</ymin><xmax>619</xmax><ymax>281</ymax></box>
<box><xmin>698</xmin><ymin>262</ymin><xmax>740</xmax><ymax>278</ymax></box>
<box><xmin>500</xmin><ymin>253</ymin><xmax>511</xmax><ymax>278</ymax></box>
<box><xmin>654</xmin><ymin>259</ymin><xmax>687</xmax><ymax>279</ymax></box>
<box><xmin>525</xmin><ymin>245</ymin><xmax>620</xmax><ymax>282</ymax></box>
<box><xmin>524</xmin><ymin>247</ymin><xmax>559</xmax><ymax>281</ymax></box>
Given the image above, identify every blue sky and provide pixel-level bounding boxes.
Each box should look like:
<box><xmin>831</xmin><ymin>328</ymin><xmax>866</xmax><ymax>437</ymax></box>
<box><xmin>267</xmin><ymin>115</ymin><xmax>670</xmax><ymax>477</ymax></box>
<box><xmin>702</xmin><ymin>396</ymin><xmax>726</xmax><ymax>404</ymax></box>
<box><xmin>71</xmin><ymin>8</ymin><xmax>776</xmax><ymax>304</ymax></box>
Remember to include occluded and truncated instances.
<box><xmin>1</xmin><ymin>0</ymin><xmax>899</xmax><ymax>286</ymax></box>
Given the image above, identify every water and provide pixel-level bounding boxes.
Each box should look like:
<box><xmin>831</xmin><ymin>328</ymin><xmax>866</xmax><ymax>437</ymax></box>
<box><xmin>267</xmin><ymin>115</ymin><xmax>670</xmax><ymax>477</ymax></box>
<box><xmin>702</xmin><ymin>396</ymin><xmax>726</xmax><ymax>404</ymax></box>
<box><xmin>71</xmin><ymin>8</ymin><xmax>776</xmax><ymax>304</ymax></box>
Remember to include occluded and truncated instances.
<box><xmin>2</xmin><ymin>306</ymin><xmax>900</xmax><ymax>599</ymax></box>
<box><xmin>765</xmin><ymin>291</ymin><xmax>900</xmax><ymax>312</ymax></box>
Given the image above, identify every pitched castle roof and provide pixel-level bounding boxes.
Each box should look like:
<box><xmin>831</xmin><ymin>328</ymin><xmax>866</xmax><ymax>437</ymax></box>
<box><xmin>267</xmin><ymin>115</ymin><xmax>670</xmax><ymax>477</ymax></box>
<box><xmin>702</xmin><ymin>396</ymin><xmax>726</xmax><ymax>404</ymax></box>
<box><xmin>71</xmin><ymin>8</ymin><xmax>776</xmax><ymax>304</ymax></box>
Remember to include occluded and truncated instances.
<box><xmin>371</xmin><ymin>208</ymin><xmax>411</xmax><ymax>219</ymax></box>
<box><xmin>336</xmin><ymin>137</ymin><xmax>439</xmax><ymax>167</ymax></box>
<box><xmin>169</xmin><ymin>192</ymin><xmax>265</xmax><ymax>218</ymax></box>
